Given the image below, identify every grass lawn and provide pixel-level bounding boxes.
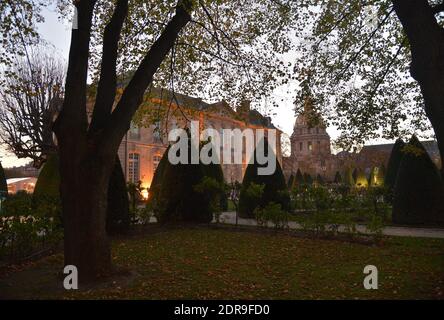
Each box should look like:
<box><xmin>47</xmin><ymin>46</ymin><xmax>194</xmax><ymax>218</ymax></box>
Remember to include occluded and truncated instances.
<box><xmin>1</xmin><ymin>226</ymin><xmax>443</xmax><ymax>299</ymax></box>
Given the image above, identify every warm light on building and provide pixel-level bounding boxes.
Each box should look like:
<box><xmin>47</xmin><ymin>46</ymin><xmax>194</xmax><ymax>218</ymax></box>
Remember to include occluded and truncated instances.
<box><xmin>140</xmin><ymin>181</ymin><xmax>150</xmax><ymax>200</ymax></box>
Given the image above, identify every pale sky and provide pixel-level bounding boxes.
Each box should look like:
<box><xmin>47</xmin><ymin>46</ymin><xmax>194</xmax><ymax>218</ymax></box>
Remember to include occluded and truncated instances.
<box><xmin>0</xmin><ymin>6</ymin><xmax>399</xmax><ymax>168</ymax></box>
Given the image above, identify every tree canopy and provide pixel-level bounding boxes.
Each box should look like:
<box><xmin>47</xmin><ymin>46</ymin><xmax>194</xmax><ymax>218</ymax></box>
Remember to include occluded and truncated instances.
<box><xmin>293</xmin><ymin>0</ymin><xmax>444</xmax><ymax>148</ymax></box>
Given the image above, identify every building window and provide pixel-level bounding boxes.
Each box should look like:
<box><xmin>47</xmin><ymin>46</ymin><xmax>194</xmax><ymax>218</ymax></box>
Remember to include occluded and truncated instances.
<box><xmin>317</xmin><ymin>141</ymin><xmax>320</xmax><ymax>149</ymax></box>
<box><xmin>129</xmin><ymin>122</ymin><xmax>140</xmax><ymax>140</ymax></box>
<box><xmin>153</xmin><ymin>121</ymin><xmax>162</xmax><ymax>142</ymax></box>
<box><xmin>128</xmin><ymin>153</ymin><xmax>140</xmax><ymax>183</ymax></box>
<box><xmin>299</xmin><ymin>142</ymin><xmax>303</xmax><ymax>151</ymax></box>
<box><xmin>308</xmin><ymin>128</ymin><xmax>311</xmax><ymax>134</ymax></box>
<box><xmin>316</xmin><ymin>128</ymin><xmax>319</xmax><ymax>134</ymax></box>
<box><xmin>153</xmin><ymin>154</ymin><xmax>162</xmax><ymax>172</ymax></box>
<box><xmin>308</xmin><ymin>141</ymin><xmax>313</xmax><ymax>151</ymax></box>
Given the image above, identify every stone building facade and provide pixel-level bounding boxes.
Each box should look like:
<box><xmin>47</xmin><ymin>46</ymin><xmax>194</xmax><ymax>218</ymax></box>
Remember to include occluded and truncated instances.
<box><xmin>115</xmin><ymin>88</ymin><xmax>282</xmax><ymax>192</ymax></box>
<box><xmin>283</xmin><ymin>107</ymin><xmax>338</xmax><ymax>180</ymax></box>
<box><xmin>283</xmin><ymin>107</ymin><xmax>441</xmax><ymax>181</ymax></box>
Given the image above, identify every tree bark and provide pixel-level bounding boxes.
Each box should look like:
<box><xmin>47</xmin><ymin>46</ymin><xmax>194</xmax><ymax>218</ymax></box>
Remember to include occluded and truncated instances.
<box><xmin>54</xmin><ymin>0</ymin><xmax>190</xmax><ymax>282</ymax></box>
<box><xmin>392</xmin><ymin>0</ymin><xmax>444</xmax><ymax>176</ymax></box>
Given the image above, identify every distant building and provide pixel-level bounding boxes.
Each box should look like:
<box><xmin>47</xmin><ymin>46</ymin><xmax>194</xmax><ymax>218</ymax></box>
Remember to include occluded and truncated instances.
<box><xmin>4</xmin><ymin>163</ymin><xmax>40</xmax><ymax>179</ymax></box>
<box><xmin>88</xmin><ymin>88</ymin><xmax>282</xmax><ymax>191</ymax></box>
<box><xmin>283</xmin><ymin>106</ymin><xmax>441</xmax><ymax>181</ymax></box>
<box><xmin>7</xmin><ymin>177</ymin><xmax>37</xmax><ymax>194</ymax></box>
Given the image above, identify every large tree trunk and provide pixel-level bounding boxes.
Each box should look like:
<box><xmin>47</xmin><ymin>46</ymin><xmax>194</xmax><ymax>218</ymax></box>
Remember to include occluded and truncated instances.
<box><xmin>60</xmin><ymin>150</ymin><xmax>115</xmax><ymax>281</ymax></box>
<box><xmin>392</xmin><ymin>0</ymin><xmax>444</xmax><ymax>176</ymax></box>
<box><xmin>54</xmin><ymin>0</ymin><xmax>191</xmax><ymax>282</ymax></box>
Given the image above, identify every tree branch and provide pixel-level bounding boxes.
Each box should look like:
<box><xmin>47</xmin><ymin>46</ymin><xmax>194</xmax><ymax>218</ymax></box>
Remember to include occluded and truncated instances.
<box><xmin>432</xmin><ymin>1</ymin><xmax>444</xmax><ymax>14</ymax></box>
<box><xmin>89</xmin><ymin>0</ymin><xmax>128</xmax><ymax>134</ymax></box>
<box><xmin>54</xmin><ymin>0</ymin><xmax>96</xmax><ymax>139</ymax></box>
<box><xmin>102</xmin><ymin>3</ymin><xmax>191</xmax><ymax>151</ymax></box>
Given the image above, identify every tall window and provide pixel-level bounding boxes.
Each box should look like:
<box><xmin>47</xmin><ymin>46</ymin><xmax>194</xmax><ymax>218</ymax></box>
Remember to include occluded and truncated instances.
<box><xmin>129</xmin><ymin>122</ymin><xmax>140</xmax><ymax>140</ymax></box>
<box><xmin>299</xmin><ymin>142</ymin><xmax>303</xmax><ymax>151</ymax></box>
<box><xmin>308</xmin><ymin>141</ymin><xmax>313</xmax><ymax>151</ymax></box>
<box><xmin>128</xmin><ymin>153</ymin><xmax>140</xmax><ymax>183</ymax></box>
<box><xmin>316</xmin><ymin>128</ymin><xmax>319</xmax><ymax>134</ymax></box>
<box><xmin>153</xmin><ymin>121</ymin><xmax>162</xmax><ymax>142</ymax></box>
<box><xmin>153</xmin><ymin>154</ymin><xmax>162</xmax><ymax>172</ymax></box>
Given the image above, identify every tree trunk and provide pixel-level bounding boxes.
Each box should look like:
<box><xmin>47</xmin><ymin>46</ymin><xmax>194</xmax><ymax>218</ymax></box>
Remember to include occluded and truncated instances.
<box><xmin>392</xmin><ymin>0</ymin><xmax>444</xmax><ymax>176</ymax></box>
<box><xmin>54</xmin><ymin>0</ymin><xmax>190</xmax><ymax>282</ymax></box>
<box><xmin>59</xmin><ymin>146</ymin><xmax>115</xmax><ymax>281</ymax></box>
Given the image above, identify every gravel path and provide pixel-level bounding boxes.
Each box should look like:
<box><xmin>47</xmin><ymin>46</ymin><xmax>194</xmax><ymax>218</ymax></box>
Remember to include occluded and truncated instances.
<box><xmin>218</xmin><ymin>212</ymin><xmax>444</xmax><ymax>239</ymax></box>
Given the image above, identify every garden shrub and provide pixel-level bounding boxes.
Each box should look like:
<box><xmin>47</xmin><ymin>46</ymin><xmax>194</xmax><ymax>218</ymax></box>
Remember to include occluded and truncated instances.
<box><xmin>385</xmin><ymin>138</ymin><xmax>405</xmax><ymax>192</ymax></box>
<box><xmin>287</xmin><ymin>174</ymin><xmax>294</xmax><ymax>189</ymax></box>
<box><xmin>344</xmin><ymin>167</ymin><xmax>355</xmax><ymax>187</ymax></box>
<box><xmin>334</xmin><ymin>171</ymin><xmax>342</xmax><ymax>184</ymax></box>
<box><xmin>303</xmin><ymin>173</ymin><xmax>313</xmax><ymax>185</ymax></box>
<box><xmin>202</xmin><ymin>160</ymin><xmax>228</xmax><ymax>212</ymax></box>
<box><xmin>238</xmin><ymin>138</ymin><xmax>290</xmax><ymax>218</ymax></box>
<box><xmin>254</xmin><ymin>202</ymin><xmax>289</xmax><ymax>229</ymax></box>
<box><xmin>194</xmin><ymin>176</ymin><xmax>225</xmax><ymax>223</ymax></box>
<box><xmin>156</xmin><ymin>134</ymin><xmax>213</xmax><ymax>224</ymax></box>
<box><xmin>315</xmin><ymin>174</ymin><xmax>324</xmax><ymax>186</ymax></box>
<box><xmin>1</xmin><ymin>191</ymin><xmax>32</xmax><ymax>217</ymax></box>
<box><xmin>295</xmin><ymin>169</ymin><xmax>304</xmax><ymax>187</ymax></box>
<box><xmin>106</xmin><ymin>157</ymin><xmax>130</xmax><ymax>235</ymax></box>
<box><xmin>0</xmin><ymin>215</ymin><xmax>62</xmax><ymax>262</ymax></box>
<box><xmin>0</xmin><ymin>160</ymin><xmax>7</xmax><ymax>199</ymax></box>
<box><xmin>33</xmin><ymin>154</ymin><xmax>61</xmax><ymax>220</ymax></box>
<box><xmin>392</xmin><ymin>136</ymin><xmax>444</xmax><ymax>226</ymax></box>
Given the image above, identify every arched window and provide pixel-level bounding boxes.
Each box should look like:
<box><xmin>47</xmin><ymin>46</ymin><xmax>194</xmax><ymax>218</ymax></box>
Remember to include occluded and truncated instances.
<box><xmin>128</xmin><ymin>153</ymin><xmax>140</xmax><ymax>183</ymax></box>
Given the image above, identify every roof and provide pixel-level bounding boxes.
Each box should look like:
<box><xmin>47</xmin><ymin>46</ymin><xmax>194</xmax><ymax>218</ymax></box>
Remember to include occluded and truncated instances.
<box><xmin>360</xmin><ymin>140</ymin><xmax>439</xmax><ymax>155</ymax></box>
<box><xmin>147</xmin><ymin>87</ymin><xmax>278</xmax><ymax>129</ymax></box>
<box><xmin>7</xmin><ymin>177</ymin><xmax>37</xmax><ymax>184</ymax></box>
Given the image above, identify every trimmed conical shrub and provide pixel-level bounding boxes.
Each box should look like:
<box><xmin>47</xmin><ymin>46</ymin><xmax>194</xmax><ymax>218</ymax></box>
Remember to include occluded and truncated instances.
<box><xmin>295</xmin><ymin>169</ymin><xmax>304</xmax><ymax>187</ymax></box>
<box><xmin>239</xmin><ymin>138</ymin><xmax>290</xmax><ymax>218</ymax></box>
<box><xmin>316</xmin><ymin>174</ymin><xmax>324</xmax><ymax>185</ymax></box>
<box><xmin>334</xmin><ymin>171</ymin><xmax>342</xmax><ymax>184</ymax></box>
<box><xmin>303</xmin><ymin>173</ymin><xmax>313</xmax><ymax>185</ymax></box>
<box><xmin>385</xmin><ymin>138</ymin><xmax>405</xmax><ymax>191</ymax></box>
<box><xmin>33</xmin><ymin>153</ymin><xmax>61</xmax><ymax>219</ymax></box>
<box><xmin>355</xmin><ymin>169</ymin><xmax>368</xmax><ymax>188</ymax></box>
<box><xmin>33</xmin><ymin>153</ymin><xmax>60</xmax><ymax>201</ymax></box>
<box><xmin>352</xmin><ymin>168</ymin><xmax>358</xmax><ymax>182</ymax></box>
<box><xmin>393</xmin><ymin>136</ymin><xmax>444</xmax><ymax>226</ymax></box>
<box><xmin>0</xmin><ymin>160</ymin><xmax>7</xmax><ymax>197</ymax></box>
<box><xmin>156</xmin><ymin>135</ymin><xmax>213</xmax><ymax>224</ymax></box>
<box><xmin>344</xmin><ymin>167</ymin><xmax>355</xmax><ymax>186</ymax></box>
<box><xmin>288</xmin><ymin>174</ymin><xmax>294</xmax><ymax>189</ymax></box>
<box><xmin>106</xmin><ymin>156</ymin><xmax>130</xmax><ymax>235</ymax></box>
